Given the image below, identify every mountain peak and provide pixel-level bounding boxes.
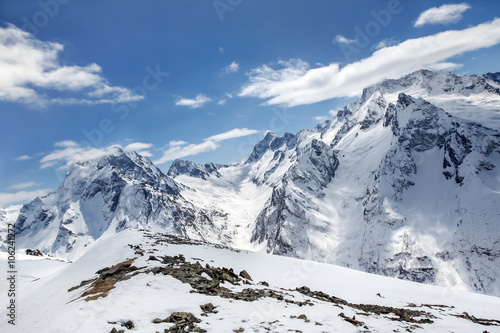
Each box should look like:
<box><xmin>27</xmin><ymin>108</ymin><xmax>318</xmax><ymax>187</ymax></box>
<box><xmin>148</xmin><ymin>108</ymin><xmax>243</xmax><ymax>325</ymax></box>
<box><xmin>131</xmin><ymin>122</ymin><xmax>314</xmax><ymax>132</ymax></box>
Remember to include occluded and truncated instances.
<box><xmin>167</xmin><ymin>159</ymin><xmax>226</xmax><ymax>180</ymax></box>
<box><xmin>246</xmin><ymin>132</ymin><xmax>297</xmax><ymax>163</ymax></box>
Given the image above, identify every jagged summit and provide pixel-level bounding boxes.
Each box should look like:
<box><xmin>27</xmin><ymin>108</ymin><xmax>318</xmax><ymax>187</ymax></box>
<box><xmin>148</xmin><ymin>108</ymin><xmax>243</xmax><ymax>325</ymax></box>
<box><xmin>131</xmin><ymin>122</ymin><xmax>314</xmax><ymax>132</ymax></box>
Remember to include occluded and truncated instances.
<box><xmin>167</xmin><ymin>159</ymin><xmax>227</xmax><ymax>180</ymax></box>
<box><xmin>12</xmin><ymin>70</ymin><xmax>500</xmax><ymax>296</ymax></box>
<box><xmin>245</xmin><ymin>132</ymin><xmax>297</xmax><ymax>164</ymax></box>
<box><xmin>484</xmin><ymin>71</ymin><xmax>500</xmax><ymax>84</ymax></box>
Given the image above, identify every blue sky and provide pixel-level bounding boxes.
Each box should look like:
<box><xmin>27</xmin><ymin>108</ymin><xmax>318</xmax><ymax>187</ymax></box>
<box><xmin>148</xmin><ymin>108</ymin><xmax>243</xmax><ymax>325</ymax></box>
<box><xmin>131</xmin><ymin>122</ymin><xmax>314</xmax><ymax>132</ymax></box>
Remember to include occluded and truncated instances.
<box><xmin>1</xmin><ymin>0</ymin><xmax>500</xmax><ymax>207</ymax></box>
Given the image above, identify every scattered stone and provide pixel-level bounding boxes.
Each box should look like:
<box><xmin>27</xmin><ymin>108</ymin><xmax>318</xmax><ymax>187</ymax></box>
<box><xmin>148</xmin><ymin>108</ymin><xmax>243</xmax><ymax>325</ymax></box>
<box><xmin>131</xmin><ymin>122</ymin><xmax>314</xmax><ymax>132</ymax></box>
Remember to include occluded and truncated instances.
<box><xmin>453</xmin><ymin>312</ymin><xmax>500</xmax><ymax>326</ymax></box>
<box><xmin>200</xmin><ymin>303</ymin><xmax>217</xmax><ymax>315</ymax></box>
<box><xmin>161</xmin><ymin>312</ymin><xmax>206</xmax><ymax>333</ymax></box>
<box><xmin>239</xmin><ymin>270</ymin><xmax>252</xmax><ymax>280</ymax></box>
<box><xmin>296</xmin><ymin>286</ymin><xmax>435</xmax><ymax>324</ymax></box>
<box><xmin>233</xmin><ymin>328</ymin><xmax>244</xmax><ymax>332</ymax></box>
<box><xmin>109</xmin><ymin>328</ymin><xmax>124</xmax><ymax>333</ymax></box>
<box><xmin>121</xmin><ymin>320</ymin><xmax>134</xmax><ymax>329</ymax></box>
<box><xmin>148</xmin><ymin>255</ymin><xmax>159</xmax><ymax>261</ymax></box>
<box><xmin>25</xmin><ymin>248</ymin><xmax>43</xmax><ymax>256</ymax></box>
<box><xmin>338</xmin><ymin>312</ymin><xmax>364</xmax><ymax>326</ymax></box>
<box><xmin>259</xmin><ymin>281</ymin><xmax>269</xmax><ymax>287</ymax></box>
<box><xmin>297</xmin><ymin>314</ymin><xmax>309</xmax><ymax>322</ymax></box>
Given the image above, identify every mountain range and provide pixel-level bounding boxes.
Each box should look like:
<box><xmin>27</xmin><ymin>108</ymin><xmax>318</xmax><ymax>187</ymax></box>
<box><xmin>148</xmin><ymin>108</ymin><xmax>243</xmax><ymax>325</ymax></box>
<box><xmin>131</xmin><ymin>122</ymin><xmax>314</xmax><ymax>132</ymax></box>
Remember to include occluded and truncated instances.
<box><xmin>11</xmin><ymin>69</ymin><xmax>500</xmax><ymax>297</ymax></box>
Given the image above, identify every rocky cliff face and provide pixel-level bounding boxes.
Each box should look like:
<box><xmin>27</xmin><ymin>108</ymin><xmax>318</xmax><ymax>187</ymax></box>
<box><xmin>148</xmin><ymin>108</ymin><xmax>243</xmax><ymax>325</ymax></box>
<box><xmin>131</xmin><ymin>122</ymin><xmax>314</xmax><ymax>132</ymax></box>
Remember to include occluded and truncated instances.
<box><xmin>14</xmin><ymin>70</ymin><xmax>500</xmax><ymax>296</ymax></box>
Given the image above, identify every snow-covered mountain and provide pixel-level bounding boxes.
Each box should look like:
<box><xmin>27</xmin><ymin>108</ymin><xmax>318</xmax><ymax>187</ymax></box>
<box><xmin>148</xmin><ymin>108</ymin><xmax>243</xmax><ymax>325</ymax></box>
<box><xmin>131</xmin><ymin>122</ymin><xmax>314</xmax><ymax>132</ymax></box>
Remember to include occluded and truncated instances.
<box><xmin>171</xmin><ymin>70</ymin><xmax>500</xmax><ymax>296</ymax></box>
<box><xmin>14</xmin><ymin>147</ymin><xmax>229</xmax><ymax>259</ymax></box>
<box><xmin>2</xmin><ymin>229</ymin><xmax>500</xmax><ymax>332</ymax></box>
<box><xmin>12</xmin><ymin>70</ymin><xmax>500</xmax><ymax>297</ymax></box>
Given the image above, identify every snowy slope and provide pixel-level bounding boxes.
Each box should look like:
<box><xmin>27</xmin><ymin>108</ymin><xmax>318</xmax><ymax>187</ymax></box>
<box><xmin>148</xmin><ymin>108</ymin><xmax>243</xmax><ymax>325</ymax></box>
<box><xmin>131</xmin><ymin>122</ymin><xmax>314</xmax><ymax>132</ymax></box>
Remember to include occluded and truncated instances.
<box><xmin>1</xmin><ymin>229</ymin><xmax>499</xmax><ymax>333</ymax></box>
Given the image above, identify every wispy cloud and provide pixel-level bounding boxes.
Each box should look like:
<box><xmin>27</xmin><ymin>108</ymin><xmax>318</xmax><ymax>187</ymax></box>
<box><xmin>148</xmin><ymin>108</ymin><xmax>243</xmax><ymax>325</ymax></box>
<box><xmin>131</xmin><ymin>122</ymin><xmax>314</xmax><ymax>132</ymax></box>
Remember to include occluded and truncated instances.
<box><xmin>239</xmin><ymin>19</ymin><xmax>500</xmax><ymax>107</ymax></box>
<box><xmin>40</xmin><ymin>141</ymin><xmax>154</xmax><ymax>169</ymax></box>
<box><xmin>313</xmin><ymin>110</ymin><xmax>338</xmax><ymax>123</ymax></box>
<box><xmin>333</xmin><ymin>34</ymin><xmax>356</xmax><ymax>44</ymax></box>
<box><xmin>0</xmin><ymin>188</ymin><xmax>51</xmax><ymax>208</ymax></box>
<box><xmin>204</xmin><ymin>128</ymin><xmax>259</xmax><ymax>142</ymax></box>
<box><xmin>414</xmin><ymin>3</ymin><xmax>471</xmax><ymax>27</ymax></box>
<box><xmin>372</xmin><ymin>38</ymin><xmax>397</xmax><ymax>50</ymax></box>
<box><xmin>14</xmin><ymin>155</ymin><xmax>32</xmax><ymax>161</ymax></box>
<box><xmin>8</xmin><ymin>181</ymin><xmax>40</xmax><ymax>190</ymax></box>
<box><xmin>0</xmin><ymin>24</ymin><xmax>143</xmax><ymax>107</ymax></box>
<box><xmin>224</xmin><ymin>61</ymin><xmax>240</xmax><ymax>74</ymax></box>
<box><xmin>314</xmin><ymin>116</ymin><xmax>329</xmax><ymax>123</ymax></box>
<box><xmin>123</xmin><ymin>142</ymin><xmax>154</xmax><ymax>157</ymax></box>
<box><xmin>424</xmin><ymin>62</ymin><xmax>463</xmax><ymax>71</ymax></box>
<box><xmin>154</xmin><ymin>128</ymin><xmax>260</xmax><ymax>164</ymax></box>
<box><xmin>174</xmin><ymin>94</ymin><xmax>212</xmax><ymax>108</ymax></box>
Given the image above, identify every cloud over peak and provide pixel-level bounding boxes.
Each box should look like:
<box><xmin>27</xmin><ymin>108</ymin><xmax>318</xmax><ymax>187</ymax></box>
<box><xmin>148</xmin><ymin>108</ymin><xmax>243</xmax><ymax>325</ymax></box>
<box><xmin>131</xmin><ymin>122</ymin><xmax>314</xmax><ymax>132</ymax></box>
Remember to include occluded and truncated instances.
<box><xmin>239</xmin><ymin>18</ymin><xmax>500</xmax><ymax>107</ymax></box>
<box><xmin>154</xmin><ymin>128</ymin><xmax>259</xmax><ymax>164</ymax></box>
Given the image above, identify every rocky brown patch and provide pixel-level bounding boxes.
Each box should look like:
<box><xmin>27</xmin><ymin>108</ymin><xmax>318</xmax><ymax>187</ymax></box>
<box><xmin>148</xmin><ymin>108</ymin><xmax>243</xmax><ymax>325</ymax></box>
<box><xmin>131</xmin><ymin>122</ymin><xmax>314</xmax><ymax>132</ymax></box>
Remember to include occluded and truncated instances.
<box><xmin>69</xmin><ymin>258</ymin><xmax>142</xmax><ymax>301</ymax></box>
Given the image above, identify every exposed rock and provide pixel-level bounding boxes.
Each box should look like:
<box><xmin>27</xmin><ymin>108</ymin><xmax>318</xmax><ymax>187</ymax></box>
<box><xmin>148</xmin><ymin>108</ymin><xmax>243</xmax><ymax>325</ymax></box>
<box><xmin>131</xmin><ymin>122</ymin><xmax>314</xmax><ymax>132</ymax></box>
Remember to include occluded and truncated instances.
<box><xmin>200</xmin><ymin>303</ymin><xmax>217</xmax><ymax>315</ymax></box>
<box><xmin>239</xmin><ymin>270</ymin><xmax>252</xmax><ymax>280</ymax></box>
<box><xmin>69</xmin><ymin>258</ymin><xmax>142</xmax><ymax>301</ymax></box>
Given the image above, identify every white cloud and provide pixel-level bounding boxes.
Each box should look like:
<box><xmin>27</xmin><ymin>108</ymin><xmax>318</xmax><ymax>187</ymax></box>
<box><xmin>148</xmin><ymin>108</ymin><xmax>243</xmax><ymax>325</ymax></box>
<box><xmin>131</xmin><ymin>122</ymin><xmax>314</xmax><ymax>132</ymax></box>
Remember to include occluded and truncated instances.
<box><xmin>224</xmin><ymin>61</ymin><xmax>240</xmax><ymax>73</ymax></box>
<box><xmin>415</xmin><ymin>3</ymin><xmax>471</xmax><ymax>27</ymax></box>
<box><xmin>424</xmin><ymin>62</ymin><xmax>463</xmax><ymax>71</ymax></box>
<box><xmin>0</xmin><ymin>188</ymin><xmax>51</xmax><ymax>208</ymax></box>
<box><xmin>14</xmin><ymin>155</ymin><xmax>31</xmax><ymax>161</ymax></box>
<box><xmin>373</xmin><ymin>38</ymin><xmax>397</xmax><ymax>50</ymax></box>
<box><xmin>239</xmin><ymin>19</ymin><xmax>500</xmax><ymax>107</ymax></box>
<box><xmin>225</xmin><ymin>92</ymin><xmax>233</xmax><ymax>98</ymax></box>
<box><xmin>204</xmin><ymin>128</ymin><xmax>259</xmax><ymax>142</ymax></box>
<box><xmin>314</xmin><ymin>116</ymin><xmax>329</xmax><ymax>123</ymax></box>
<box><xmin>154</xmin><ymin>141</ymin><xmax>219</xmax><ymax>164</ymax></box>
<box><xmin>333</xmin><ymin>34</ymin><xmax>356</xmax><ymax>44</ymax></box>
<box><xmin>168</xmin><ymin>140</ymin><xmax>188</xmax><ymax>147</ymax></box>
<box><xmin>218</xmin><ymin>99</ymin><xmax>227</xmax><ymax>105</ymax></box>
<box><xmin>55</xmin><ymin>140</ymin><xmax>79</xmax><ymax>148</ymax></box>
<box><xmin>154</xmin><ymin>128</ymin><xmax>260</xmax><ymax>164</ymax></box>
<box><xmin>314</xmin><ymin>110</ymin><xmax>340</xmax><ymax>123</ymax></box>
<box><xmin>0</xmin><ymin>24</ymin><xmax>143</xmax><ymax>107</ymax></box>
<box><xmin>8</xmin><ymin>181</ymin><xmax>40</xmax><ymax>190</ymax></box>
<box><xmin>40</xmin><ymin>141</ymin><xmax>155</xmax><ymax>169</ymax></box>
<box><xmin>174</xmin><ymin>94</ymin><xmax>212</xmax><ymax>108</ymax></box>
<box><xmin>219</xmin><ymin>47</ymin><xmax>224</xmax><ymax>54</ymax></box>
<box><xmin>124</xmin><ymin>142</ymin><xmax>154</xmax><ymax>157</ymax></box>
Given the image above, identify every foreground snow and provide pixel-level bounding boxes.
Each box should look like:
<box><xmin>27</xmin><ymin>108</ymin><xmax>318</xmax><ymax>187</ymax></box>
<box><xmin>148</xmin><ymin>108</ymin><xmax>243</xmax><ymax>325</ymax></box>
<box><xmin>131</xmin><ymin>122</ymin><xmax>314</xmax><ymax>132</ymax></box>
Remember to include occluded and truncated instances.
<box><xmin>1</xmin><ymin>229</ymin><xmax>499</xmax><ymax>332</ymax></box>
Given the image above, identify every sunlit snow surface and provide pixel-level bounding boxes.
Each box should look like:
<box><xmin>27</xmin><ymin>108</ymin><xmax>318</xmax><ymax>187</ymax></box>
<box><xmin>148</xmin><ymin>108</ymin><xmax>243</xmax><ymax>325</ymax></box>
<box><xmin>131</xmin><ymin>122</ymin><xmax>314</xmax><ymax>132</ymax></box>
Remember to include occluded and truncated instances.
<box><xmin>1</xmin><ymin>230</ymin><xmax>500</xmax><ymax>332</ymax></box>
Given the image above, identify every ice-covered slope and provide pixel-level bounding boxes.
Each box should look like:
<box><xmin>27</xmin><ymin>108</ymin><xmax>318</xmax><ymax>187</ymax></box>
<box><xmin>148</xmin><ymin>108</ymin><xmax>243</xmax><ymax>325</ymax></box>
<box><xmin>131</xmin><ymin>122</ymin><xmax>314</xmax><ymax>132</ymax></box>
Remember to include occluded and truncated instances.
<box><xmin>1</xmin><ymin>229</ymin><xmax>499</xmax><ymax>333</ymax></box>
